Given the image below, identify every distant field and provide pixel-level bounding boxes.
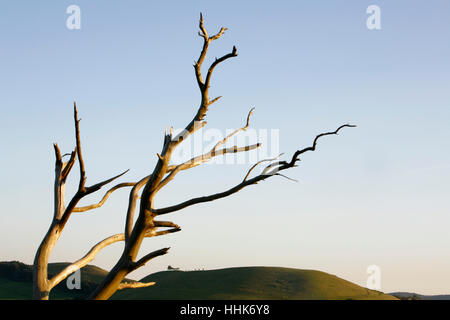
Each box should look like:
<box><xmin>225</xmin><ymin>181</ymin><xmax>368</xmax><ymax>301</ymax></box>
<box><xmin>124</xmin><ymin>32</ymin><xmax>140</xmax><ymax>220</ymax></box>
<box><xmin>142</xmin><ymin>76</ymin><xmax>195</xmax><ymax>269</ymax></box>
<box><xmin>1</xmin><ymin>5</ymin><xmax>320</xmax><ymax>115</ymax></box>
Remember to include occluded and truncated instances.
<box><xmin>0</xmin><ymin>261</ymin><xmax>397</xmax><ymax>300</ymax></box>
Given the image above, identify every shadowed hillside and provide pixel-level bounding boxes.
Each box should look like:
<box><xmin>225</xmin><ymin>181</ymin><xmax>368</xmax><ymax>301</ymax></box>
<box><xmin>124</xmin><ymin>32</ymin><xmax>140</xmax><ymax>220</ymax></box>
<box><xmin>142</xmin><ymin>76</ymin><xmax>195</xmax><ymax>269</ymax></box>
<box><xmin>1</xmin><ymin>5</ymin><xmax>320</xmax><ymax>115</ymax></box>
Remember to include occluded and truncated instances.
<box><xmin>112</xmin><ymin>266</ymin><xmax>397</xmax><ymax>300</ymax></box>
<box><xmin>0</xmin><ymin>262</ymin><xmax>398</xmax><ymax>300</ymax></box>
<box><xmin>0</xmin><ymin>261</ymin><xmax>133</xmax><ymax>300</ymax></box>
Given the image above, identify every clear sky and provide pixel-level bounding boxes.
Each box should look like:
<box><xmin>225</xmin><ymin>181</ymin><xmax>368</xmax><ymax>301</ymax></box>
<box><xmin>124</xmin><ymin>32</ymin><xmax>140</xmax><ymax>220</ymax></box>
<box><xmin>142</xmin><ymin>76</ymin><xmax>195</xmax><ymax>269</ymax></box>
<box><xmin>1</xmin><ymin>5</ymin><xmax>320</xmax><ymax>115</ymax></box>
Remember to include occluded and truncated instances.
<box><xmin>1</xmin><ymin>1</ymin><xmax>449</xmax><ymax>295</ymax></box>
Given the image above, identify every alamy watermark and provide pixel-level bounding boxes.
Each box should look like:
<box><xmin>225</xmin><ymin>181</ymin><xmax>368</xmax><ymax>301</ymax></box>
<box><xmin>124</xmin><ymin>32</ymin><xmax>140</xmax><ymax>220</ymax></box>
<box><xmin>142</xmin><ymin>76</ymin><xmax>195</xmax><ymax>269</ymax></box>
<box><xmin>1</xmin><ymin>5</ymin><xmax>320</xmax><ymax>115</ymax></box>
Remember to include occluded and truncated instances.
<box><xmin>366</xmin><ymin>265</ymin><xmax>381</xmax><ymax>290</ymax></box>
<box><xmin>66</xmin><ymin>269</ymin><xmax>81</xmax><ymax>290</ymax></box>
<box><xmin>366</xmin><ymin>5</ymin><xmax>381</xmax><ymax>30</ymax></box>
<box><xmin>169</xmin><ymin>124</ymin><xmax>280</xmax><ymax>166</ymax></box>
<box><xmin>66</xmin><ymin>5</ymin><xmax>81</xmax><ymax>30</ymax></box>
<box><xmin>65</xmin><ymin>5</ymin><xmax>382</xmax><ymax>31</ymax></box>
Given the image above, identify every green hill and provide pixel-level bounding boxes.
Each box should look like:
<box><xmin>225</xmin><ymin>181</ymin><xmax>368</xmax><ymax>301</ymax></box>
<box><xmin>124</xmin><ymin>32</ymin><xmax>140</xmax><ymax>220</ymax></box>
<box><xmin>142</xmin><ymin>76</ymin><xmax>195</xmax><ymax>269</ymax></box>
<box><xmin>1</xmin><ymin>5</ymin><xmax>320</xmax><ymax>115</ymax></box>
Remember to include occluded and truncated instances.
<box><xmin>0</xmin><ymin>261</ymin><xmax>133</xmax><ymax>300</ymax></box>
<box><xmin>112</xmin><ymin>266</ymin><xmax>397</xmax><ymax>300</ymax></box>
<box><xmin>1</xmin><ymin>262</ymin><xmax>397</xmax><ymax>300</ymax></box>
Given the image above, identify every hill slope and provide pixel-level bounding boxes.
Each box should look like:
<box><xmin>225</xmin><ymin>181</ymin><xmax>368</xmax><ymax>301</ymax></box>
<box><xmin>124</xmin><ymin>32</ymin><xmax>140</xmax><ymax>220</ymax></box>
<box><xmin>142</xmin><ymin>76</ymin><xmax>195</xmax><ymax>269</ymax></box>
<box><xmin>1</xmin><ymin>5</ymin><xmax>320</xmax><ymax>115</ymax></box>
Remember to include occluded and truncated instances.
<box><xmin>1</xmin><ymin>262</ymin><xmax>397</xmax><ymax>300</ymax></box>
<box><xmin>0</xmin><ymin>261</ymin><xmax>133</xmax><ymax>299</ymax></box>
<box><xmin>112</xmin><ymin>266</ymin><xmax>397</xmax><ymax>300</ymax></box>
<box><xmin>390</xmin><ymin>292</ymin><xmax>450</xmax><ymax>300</ymax></box>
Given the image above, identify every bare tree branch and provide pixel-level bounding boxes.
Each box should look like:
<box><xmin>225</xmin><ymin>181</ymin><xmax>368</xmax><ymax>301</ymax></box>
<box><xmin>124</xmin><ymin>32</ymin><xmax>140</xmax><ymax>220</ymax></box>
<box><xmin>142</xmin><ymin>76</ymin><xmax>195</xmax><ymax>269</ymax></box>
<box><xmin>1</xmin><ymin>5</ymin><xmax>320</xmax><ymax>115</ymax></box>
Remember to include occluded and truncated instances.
<box><xmin>194</xmin><ymin>13</ymin><xmax>209</xmax><ymax>89</ymax></box>
<box><xmin>198</xmin><ymin>12</ymin><xmax>208</xmax><ymax>39</ymax></box>
<box><xmin>213</xmin><ymin>108</ymin><xmax>255</xmax><ymax>151</ymax></box>
<box><xmin>73</xmin><ymin>182</ymin><xmax>135</xmax><ymax>212</ymax></box>
<box><xmin>117</xmin><ymin>281</ymin><xmax>156</xmax><ymax>290</ymax></box>
<box><xmin>210</xmin><ymin>27</ymin><xmax>228</xmax><ymax>41</ymax></box>
<box><xmin>74</xmin><ymin>103</ymin><xmax>87</xmax><ymax>192</ymax></box>
<box><xmin>61</xmin><ymin>149</ymin><xmax>77</xmax><ymax>183</ymax></box>
<box><xmin>154</xmin><ymin>124</ymin><xmax>355</xmax><ymax>215</ymax></box>
<box><xmin>153</xmin><ymin>221</ymin><xmax>180</xmax><ymax>228</ymax></box>
<box><xmin>52</xmin><ymin>144</ymin><xmax>65</xmax><ymax>222</ymax></box>
<box><xmin>204</xmin><ymin>45</ymin><xmax>237</xmax><ymax>92</ymax></box>
<box><xmin>209</xmin><ymin>96</ymin><xmax>222</xmax><ymax>106</ymax></box>
<box><xmin>164</xmin><ymin>108</ymin><xmax>259</xmax><ymax>179</ymax></box>
<box><xmin>156</xmin><ymin>139</ymin><xmax>260</xmax><ymax>198</ymax></box>
<box><xmin>145</xmin><ymin>227</ymin><xmax>181</xmax><ymax>237</ymax></box>
<box><xmin>35</xmin><ymin>15</ymin><xmax>356</xmax><ymax>301</ymax></box>
<box><xmin>187</xmin><ymin>14</ymin><xmax>237</xmax><ymax>147</ymax></box>
<box><xmin>84</xmin><ymin>169</ymin><xmax>130</xmax><ymax>195</ymax></box>
<box><xmin>153</xmin><ymin>164</ymin><xmax>183</xmax><ymax>194</ymax></box>
<box><xmin>73</xmin><ymin>104</ymin><xmax>131</xmax><ymax>197</ymax></box>
<box><xmin>47</xmin><ymin>226</ymin><xmax>171</xmax><ymax>290</ymax></box>
<box><xmin>48</xmin><ymin>233</ymin><xmax>125</xmax><ymax>289</ymax></box>
<box><xmin>56</xmin><ymin>106</ymin><xmax>131</xmax><ymax>229</ymax></box>
<box><xmin>53</xmin><ymin>143</ymin><xmax>62</xmax><ymax>164</ymax></box>
<box><xmin>129</xmin><ymin>248</ymin><xmax>171</xmax><ymax>272</ymax></box>
<box><xmin>160</xmin><ymin>143</ymin><xmax>260</xmax><ymax>194</ymax></box>
<box><xmin>125</xmin><ymin>175</ymin><xmax>150</xmax><ymax>242</ymax></box>
<box><xmin>284</xmin><ymin>124</ymin><xmax>357</xmax><ymax>168</ymax></box>
<box><xmin>243</xmin><ymin>153</ymin><xmax>284</xmax><ymax>182</ymax></box>
<box><xmin>274</xmin><ymin>173</ymin><xmax>299</xmax><ymax>183</ymax></box>
<box><xmin>154</xmin><ymin>174</ymin><xmax>268</xmax><ymax>216</ymax></box>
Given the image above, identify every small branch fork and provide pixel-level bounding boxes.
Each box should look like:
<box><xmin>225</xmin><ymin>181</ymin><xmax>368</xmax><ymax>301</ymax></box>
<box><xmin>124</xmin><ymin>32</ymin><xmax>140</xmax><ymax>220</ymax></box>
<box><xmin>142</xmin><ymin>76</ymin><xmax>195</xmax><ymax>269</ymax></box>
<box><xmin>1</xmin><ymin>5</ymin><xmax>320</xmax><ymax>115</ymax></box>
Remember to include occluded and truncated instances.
<box><xmin>57</xmin><ymin>103</ymin><xmax>132</xmax><ymax>228</ymax></box>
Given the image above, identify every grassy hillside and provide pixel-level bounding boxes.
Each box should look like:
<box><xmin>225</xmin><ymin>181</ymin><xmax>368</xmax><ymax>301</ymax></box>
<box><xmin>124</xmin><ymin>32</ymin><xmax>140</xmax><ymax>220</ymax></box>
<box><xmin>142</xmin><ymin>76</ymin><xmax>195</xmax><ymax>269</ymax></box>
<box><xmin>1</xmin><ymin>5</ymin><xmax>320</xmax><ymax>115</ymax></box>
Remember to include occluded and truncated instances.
<box><xmin>1</xmin><ymin>262</ymin><xmax>397</xmax><ymax>300</ymax></box>
<box><xmin>0</xmin><ymin>261</ymin><xmax>132</xmax><ymax>300</ymax></box>
<box><xmin>112</xmin><ymin>266</ymin><xmax>397</xmax><ymax>300</ymax></box>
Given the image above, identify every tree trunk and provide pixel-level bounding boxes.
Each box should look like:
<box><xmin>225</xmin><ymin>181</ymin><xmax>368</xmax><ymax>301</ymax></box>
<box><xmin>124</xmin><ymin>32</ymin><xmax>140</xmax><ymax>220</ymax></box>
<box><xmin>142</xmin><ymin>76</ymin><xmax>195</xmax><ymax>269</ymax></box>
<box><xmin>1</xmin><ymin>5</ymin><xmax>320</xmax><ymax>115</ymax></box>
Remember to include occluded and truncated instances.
<box><xmin>89</xmin><ymin>214</ymin><xmax>150</xmax><ymax>300</ymax></box>
<box><xmin>33</xmin><ymin>222</ymin><xmax>61</xmax><ymax>300</ymax></box>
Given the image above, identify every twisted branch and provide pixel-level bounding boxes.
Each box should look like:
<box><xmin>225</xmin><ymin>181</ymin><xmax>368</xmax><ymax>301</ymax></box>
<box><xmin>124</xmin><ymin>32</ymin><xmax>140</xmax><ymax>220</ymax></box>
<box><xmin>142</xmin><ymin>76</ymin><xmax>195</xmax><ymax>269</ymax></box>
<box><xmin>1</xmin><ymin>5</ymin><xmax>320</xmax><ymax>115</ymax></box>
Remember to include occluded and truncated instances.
<box><xmin>73</xmin><ymin>182</ymin><xmax>135</xmax><ymax>212</ymax></box>
<box><xmin>48</xmin><ymin>223</ymin><xmax>178</xmax><ymax>290</ymax></box>
<box><xmin>163</xmin><ymin>108</ymin><xmax>259</xmax><ymax>185</ymax></box>
<box><xmin>154</xmin><ymin>124</ymin><xmax>355</xmax><ymax>215</ymax></box>
<box><xmin>129</xmin><ymin>248</ymin><xmax>171</xmax><ymax>272</ymax></box>
<box><xmin>48</xmin><ymin>233</ymin><xmax>125</xmax><ymax>289</ymax></box>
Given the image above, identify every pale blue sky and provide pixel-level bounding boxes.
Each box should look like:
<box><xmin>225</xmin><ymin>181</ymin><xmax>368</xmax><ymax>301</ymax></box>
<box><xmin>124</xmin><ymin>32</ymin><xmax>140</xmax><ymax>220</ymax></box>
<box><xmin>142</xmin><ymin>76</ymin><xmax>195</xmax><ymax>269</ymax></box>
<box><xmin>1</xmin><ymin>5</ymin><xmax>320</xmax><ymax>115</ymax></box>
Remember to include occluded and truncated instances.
<box><xmin>1</xmin><ymin>1</ymin><xmax>449</xmax><ymax>295</ymax></box>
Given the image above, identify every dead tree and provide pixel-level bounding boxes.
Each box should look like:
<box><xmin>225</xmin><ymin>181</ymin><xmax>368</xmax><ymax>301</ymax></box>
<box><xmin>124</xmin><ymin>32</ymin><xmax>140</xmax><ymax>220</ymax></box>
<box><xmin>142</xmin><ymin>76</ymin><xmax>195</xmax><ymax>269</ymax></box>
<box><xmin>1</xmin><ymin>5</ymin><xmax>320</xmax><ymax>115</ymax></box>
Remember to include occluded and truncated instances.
<box><xmin>32</xmin><ymin>14</ymin><xmax>355</xmax><ymax>300</ymax></box>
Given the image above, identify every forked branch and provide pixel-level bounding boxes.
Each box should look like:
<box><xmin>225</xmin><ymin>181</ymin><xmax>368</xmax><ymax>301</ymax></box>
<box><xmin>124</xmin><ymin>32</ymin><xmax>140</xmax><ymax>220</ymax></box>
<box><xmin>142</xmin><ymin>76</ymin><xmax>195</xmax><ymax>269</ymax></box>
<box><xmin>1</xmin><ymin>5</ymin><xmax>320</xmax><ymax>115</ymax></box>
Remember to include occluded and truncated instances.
<box><xmin>48</xmin><ymin>233</ymin><xmax>125</xmax><ymax>289</ymax></box>
<box><xmin>48</xmin><ymin>225</ymin><xmax>178</xmax><ymax>290</ymax></box>
<box><xmin>154</xmin><ymin>124</ymin><xmax>355</xmax><ymax>215</ymax></box>
<box><xmin>165</xmin><ymin>108</ymin><xmax>258</xmax><ymax>177</ymax></box>
<box><xmin>57</xmin><ymin>106</ymin><xmax>131</xmax><ymax>227</ymax></box>
<box><xmin>73</xmin><ymin>182</ymin><xmax>136</xmax><ymax>212</ymax></box>
<box><xmin>204</xmin><ymin>45</ymin><xmax>237</xmax><ymax>92</ymax></box>
<box><xmin>213</xmin><ymin>108</ymin><xmax>255</xmax><ymax>151</ymax></box>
